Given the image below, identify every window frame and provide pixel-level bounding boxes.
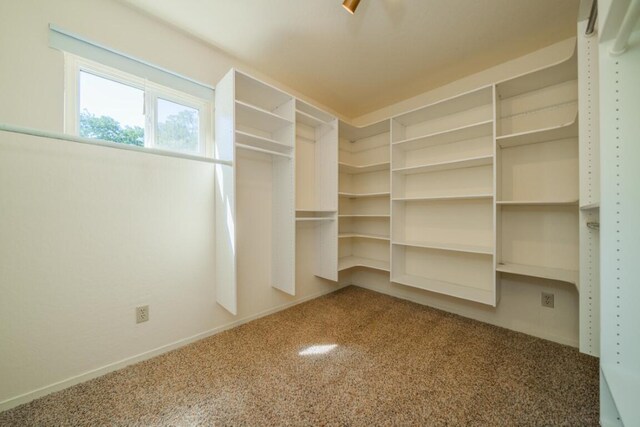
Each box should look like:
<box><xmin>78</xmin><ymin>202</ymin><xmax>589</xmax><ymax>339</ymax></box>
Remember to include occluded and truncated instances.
<box><xmin>64</xmin><ymin>53</ymin><xmax>212</xmax><ymax>157</ymax></box>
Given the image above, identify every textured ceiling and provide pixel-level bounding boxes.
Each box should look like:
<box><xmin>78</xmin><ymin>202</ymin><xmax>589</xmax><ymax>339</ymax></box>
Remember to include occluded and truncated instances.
<box><xmin>121</xmin><ymin>0</ymin><xmax>580</xmax><ymax>119</ymax></box>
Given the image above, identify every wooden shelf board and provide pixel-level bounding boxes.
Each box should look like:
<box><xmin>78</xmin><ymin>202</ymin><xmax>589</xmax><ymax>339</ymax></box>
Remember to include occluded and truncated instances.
<box><xmin>235</xmin><ymin>100</ymin><xmax>293</xmax><ymax>133</ymax></box>
<box><xmin>236</xmin><ymin>143</ymin><xmax>292</xmax><ymax>158</ymax></box>
<box><xmin>235</xmin><ymin>130</ymin><xmax>292</xmax><ymax>154</ymax></box>
<box><xmin>497</xmin><ymin>200</ymin><xmax>578</xmax><ymax>206</ymax></box>
<box><xmin>296</xmin><ymin>109</ymin><xmax>331</xmax><ymax>127</ymax></box>
<box><xmin>392</xmin><ymin>274</ymin><xmax>495</xmax><ymax>305</ymax></box>
<box><xmin>393</xmin><ymin>241</ymin><xmax>493</xmax><ymax>255</ymax></box>
<box><xmin>497</xmin><ymin>114</ymin><xmax>578</xmax><ymax>148</ymax></box>
<box><xmin>601</xmin><ymin>363</ymin><xmax>640</xmax><ymax>426</ymax></box>
<box><xmin>393</xmin><ymin>194</ymin><xmax>493</xmax><ymax>202</ymax></box>
<box><xmin>392</xmin><ymin>155</ymin><xmax>493</xmax><ymax>175</ymax></box>
<box><xmin>497</xmin><ymin>262</ymin><xmax>578</xmax><ymax>286</ymax></box>
<box><xmin>338</xmin><ymin>256</ymin><xmax>390</xmax><ymax>272</ymax></box>
<box><xmin>339</xmin><ymin>119</ymin><xmax>390</xmax><ymax>141</ymax></box>
<box><xmin>339</xmin><ymin>233</ymin><xmax>390</xmax><ymax>241</ymax></box>
<box><xmin>296</xmin><ymin>209</ymin><xmax>336</xmax><ymax>213</ymax></box>
<box><xmin>580</xmin><ymin>202</ymin><xmax>600</xmax><ymax>211</ymax></box>
<box><xmin>338</xmin><ymin>162</ymin><xmax>390</xmax><ymax>174</ymax></box>
<box><xmin>295</xmin><ymin>217</ymin><xmax>335</xmax><ymax>222</ymax></box>
<box><xmin>338</xmin><ymin>214</ymin><xmax>390</xmax><ymax>218</ymax></box>
<box><xmin>339</xmin><ymin>192</ymin><xmax>390</xmax><ymax>199</ymax></box>
<box><xmin>235</xmin><ymin>71</ymin><xmax>292</xmax><ymax>112</ymax></box>
<box><xmin>392</xmin><ymin>120</ymin><xmax>493</xmax><ymax>149</ymax></box>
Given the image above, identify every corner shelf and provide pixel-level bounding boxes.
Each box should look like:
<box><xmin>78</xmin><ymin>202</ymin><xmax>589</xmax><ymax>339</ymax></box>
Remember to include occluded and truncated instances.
<box><xmin>392</xmin><ymin>155</ymin><xmax>493</xmax><ymax>175</ymax></box>
<box><xmin>338</xmin><ymin>256</ymin><xmax>390</xmax><ymax>272</ymax></box>
<box><xmin>496</xmin><ymin>262</ymin><xmax>578</xmax><ymax>287</ymax></box>
<box><xmin>497</xmin><ymin>114</ymin><xmax>578</xmax><ymax>148</ymax></box>
<box><xmin>393</xmin><ymin>241</ymin><xmax>493</xmax><ymax>255</ymax></box>
<box><xmin>338</xmin><ymin>162</ymin><xmax>390</xmax><ymax>174</ymax></box>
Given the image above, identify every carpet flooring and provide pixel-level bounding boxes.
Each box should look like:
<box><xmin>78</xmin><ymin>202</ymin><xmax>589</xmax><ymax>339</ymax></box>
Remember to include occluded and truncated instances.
<box><xmin>0</xmin><ymin>286</ymin><xmax>599</xmax><ymax>426</ymax></box>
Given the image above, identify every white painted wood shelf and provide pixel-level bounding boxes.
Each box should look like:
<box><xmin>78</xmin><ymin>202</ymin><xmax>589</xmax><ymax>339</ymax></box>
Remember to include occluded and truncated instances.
<box><xmin>497</xmin><ymin>114</ymin><xmax>578</xmax><ymax>148</ymax></box>
<box><xmin>392</xmin><ymin>155</ymin><xmax>493</xmax><ymax>175</ymax></box>
<box><xmin>497</xmin><ymin>200</ymin><xmax>579</xmax><ymax>206</ymax></box>
<box><xmin>338</xmin><ymin>214</ymin><xmax>390</xmax><ymax>218</ymax></box>
<box><xmin>339</xmin><ymin>233</ymin><xmax>390</xmax><ymax>241</ymax></box>
<box><xmin>338</xmin><ymin>192</ymin><xmax>390</xmax><ymax>199</ymax></box>
<box><xmin>393</xmin><ymin>120</ymin><xmax>493</xmax><ymax>150</ymax></box>
<box><xmin>295</xmin><ymin>109</ymin><xmax>331</xmax><ymax>127</ymax></box>
<box><xmin>235</xmin><ymin>130</ymin><xmax>293</xmax><ymax>154</ymax></box>
<box><xmin>338</xmin><ymin>162</ymin><xmax>390</xmax><ymax>174</ymax></box>
<box><xmin>393</xmin><ymin>241</ymin><xmax>493</xmax><ymax>255</ymax></box>
<box><xmin>392</xmin><ymin>274</ymin><xmax>494</xmax><ymax>305</ymax></box>
<box><xmin>393</xmin><ymin>194</ymin><xmax>492</xmax><ymax>202</ymax></box>
<box><xmin>579</xmin><ymin>202</ymin><xmax>600</xmax><ymax>211</ymax></box>
<box><xmin>496</xmin><ymin>262</ymin><xmax>578</xmax><ymax>286</ymax></box>
<box><xmin>338</xmin><ymin>256</ymin><xmax>390</xmax><ymax>272</ymax></box>
<box><xmin>235</xmin><ymin>100</ymin><xmax>293</xmax><ymax>133</ymax></box>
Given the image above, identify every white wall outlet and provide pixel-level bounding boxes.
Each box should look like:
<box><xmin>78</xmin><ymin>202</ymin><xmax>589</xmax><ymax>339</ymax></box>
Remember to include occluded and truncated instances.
<box><xmin>136</xmin><ymin>305</ymin><xmax>149</xmax><ymax>323</ymax></box>
<box><xmin>541</xmin><ymin>292</ymin><xmax>554</xmax><ymax>308</ymax></box>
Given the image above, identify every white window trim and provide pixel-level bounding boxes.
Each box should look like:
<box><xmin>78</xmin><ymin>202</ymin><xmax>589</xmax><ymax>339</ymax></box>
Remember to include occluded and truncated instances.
<box><xmin>64</xmin><ymin>53</ymin><xmax>213</xmax><ymax>157</ymax></box>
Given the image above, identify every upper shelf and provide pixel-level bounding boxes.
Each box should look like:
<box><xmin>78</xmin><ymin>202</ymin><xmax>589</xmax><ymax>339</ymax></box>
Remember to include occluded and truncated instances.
<box><xmin>393</xmin><ymin>120</ymin><xmax>493</xmax><ymax>151</ymax></box>
<box><xmin>496</xmin><ymin>50</ymin><xmax>577</xmax><ymax>99</ymax></box>
<box><xmin>295</xmin><ymin>99</ymin><xmax>334</xmax><ymax>126</ymax></box>
<box><xmin>235</xmin><ymin>70</ymin><xmax>292</xmax><ymax>115</ymax></box>
<box><xmin>497</xmin><ymin>114</ymin><xmax>578</xmax><ymax>148</ymax></box>
<box><xmin>339</xmin><ymin>119</ymin><xmax>390</xmax><ymax>142</ymax></box>
<box><xmin>236</xmin><ymin>100</ymin><xmax>293</xmax><ymax>133</ymax></box>
<box><xmin>338</xmin><ymin>161</ymin><xmax>390</xmax><ymax>174</ymax></box>
<box><xmin>392</xmin><ymin>155</ymin><xmax>493</xmax><ymax>175</ymax></box>
<box><xmin>339</xmin><ymin>192</ymin><xmax>390</xmax><ymax>199</ymax></box>
<box><xmin>497</xmin><ymin>200</ymin><xmax>579</xmax><ymax>206</ymax></box>
<box><xmin>296</xmin><ymin>110</ymin><xmax>332</xmax><ymax>128</ymax></box>
<box><xmin>235</xmin><ymin>130</ymin><xmax>293</xmax><ymax>153</ymax></box>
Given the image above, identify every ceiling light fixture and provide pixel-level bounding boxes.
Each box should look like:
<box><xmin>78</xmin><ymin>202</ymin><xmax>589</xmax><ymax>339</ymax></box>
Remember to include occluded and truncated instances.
<box><xmin>342</xmin><ymin>0</ymin><xmax>361</xmax><ymax>14</ymax></box>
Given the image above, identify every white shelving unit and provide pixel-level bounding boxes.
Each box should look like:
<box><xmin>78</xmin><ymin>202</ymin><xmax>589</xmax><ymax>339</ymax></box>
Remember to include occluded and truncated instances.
<box><xmin>495</xmin><ymin>46</ymin><xmax>579</xmax><ymax>290</ymax></box>
<box><xmin>215</xmin><ymin>69</ymin><xmax>296</xmax><ymax>313</ymax></box>
<box><xmin>338</xmin><ymin>120</ymin><xmax>391</xmax><ymax>274</ymax></box>
<box><xmin>391</xmin><ymin>86</ymin><xmax>496</xmax><ymax>306</ymax></box>
<box><xmin>295</xmin><ymin>99</ymin><xmax>338</xmax><ymax>281</ymax></box>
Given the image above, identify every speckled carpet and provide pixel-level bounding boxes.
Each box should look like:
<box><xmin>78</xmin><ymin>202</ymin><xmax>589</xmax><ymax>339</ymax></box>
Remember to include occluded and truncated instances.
<box><xmin>0</xmin><ymin>286</ymin><xmax>599</xmax><ymax>426</ymax></box>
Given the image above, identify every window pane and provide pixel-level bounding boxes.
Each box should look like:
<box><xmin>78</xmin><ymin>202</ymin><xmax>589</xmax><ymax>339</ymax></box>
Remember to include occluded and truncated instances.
<box><xmin>156</xmin><ymin>98</ymin><xmax>200</xmax><ymax>154</ymax></box>
<box><xmin>79</xmin><ymin>71</ymin><xmax>145</xmax><ymax>147</ymax></box>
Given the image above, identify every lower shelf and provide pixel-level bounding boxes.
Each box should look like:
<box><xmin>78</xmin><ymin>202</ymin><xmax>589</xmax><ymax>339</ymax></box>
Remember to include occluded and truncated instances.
<box><xmin>496</xmin><ymin>262</ymin><xmax>578</xmax><ymax>287</ymax></box>
<box><xmin>392</xmin><ymin>274</ymin><xmax>495</xmax><ymax>306</ymax></box>
<box><xmin>338</xmin><ymin>256</ymin><xmax>390</xmax><ymax>272</ymax></box>
<box><xmin>339</xmin><ymin>233</ymin><xmax>390</xmax><ymax>241</ymax></box>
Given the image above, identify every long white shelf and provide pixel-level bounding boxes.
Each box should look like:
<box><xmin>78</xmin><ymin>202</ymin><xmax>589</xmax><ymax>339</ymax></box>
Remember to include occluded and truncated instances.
<box><xmin>496</xmin><ymin>262</ymin><xmax>578</xmax><ymax>286</ymax></box>
<box><xmin>393</xmin><ymin>241</ymin><xmax>493</xmax><ymax>255</ymax></box>
<box><xmin>497</xmin><ymin>114</ymin><xmax>578</xmax><ymax>148</ymax></box>
<box><xmin>296</xmin><ymin>209</ymin><xmax>336</xmax><ymax>213</ymax></box>
<box><xmin>339</xmin><ymin>233</ymin><xmax>390</xmax><ymax>241</ymax></box>
<box><xmin>392</xmin><ymin>120</ymin><xmax>493</xmax><ymax>150</ymax></box>
<box><xmin>392</xmin><ymin>155</ymin><xmax>493</xmax><ymax>175</ymax></box>
<box><xmin>392</xmin><ymin>274</ymin><xmax>494</xmax><ymax>305</ymax></box>
<box><xmin>338</xmin><ymin>256</ymin><xmax>390</xmax><ymax>272</ymax></box>
<box><xmin>296</xmin><ymin>217</ymin><xmax>335</xmax><ymax>222</ymax></box>
<box><xmin>338</xmin><ymin>214</ymin><xmax>390</xmax><ymax>218</ymax></box>
<box><xmin>235</xmin><ymin>100</ymin><xmax>293</xmax><ymax>133</ymax></box>
<box><xmin>236</xmin><ymin>143</ymin><xmax>293</xmax><ymax>158</ymax></box>
<box><xmin>236</xmin><ymin>130</ymin><xmax>292</xmax><ymax>153</ymax></box>
<box><xmin>296</xmin><ymin>109</ymin><xmax>332</xmax><ymax>128</ymax></box>
<box><xmin>393</xmin><ymin>194</ymin><xmax>493</xmax><ymax>202</ymax></box>
<box><xmin>497</xmin><ymin>200</ymin><xmax>579</xmax><ymax>206</ymax></box>
<box><xmin>338</xmin><ymin>162</ymin><xmax>390</xmax><ymax>174</ymax></box>
<box><xmin>339</xmin><ymin>192</ymin><xmax>390</xmax><ymax>199</ymax></box>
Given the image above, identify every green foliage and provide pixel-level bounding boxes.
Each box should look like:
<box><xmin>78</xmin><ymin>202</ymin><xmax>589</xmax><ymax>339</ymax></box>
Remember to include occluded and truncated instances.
<box><xmin>79</xmin><ymin>109</ymin><xmax>199</xmax><ymax>153</ymax></box>
<box><xmin>79</xmin><ymin>110</ymin><xmax>144</xmax><ymax>147</ymax></box>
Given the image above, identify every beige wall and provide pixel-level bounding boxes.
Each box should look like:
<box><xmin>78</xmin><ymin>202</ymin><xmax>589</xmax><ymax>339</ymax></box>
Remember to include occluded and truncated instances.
<box><xmin>0</xmin><ymin>0</ymin><xmax>580</xmax><ymax>412</ymax></box>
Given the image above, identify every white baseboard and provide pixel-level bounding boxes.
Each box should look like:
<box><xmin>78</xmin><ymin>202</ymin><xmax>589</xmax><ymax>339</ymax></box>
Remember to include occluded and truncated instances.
<box><xmin>352</xmin><ymin>282</ymin><xmax>579</xmax><ymax>348</ymax></box>
<box><xmin>0</xmin><ymin>284</ymin><xmax>349</xmax><ymax>413</ymax></box>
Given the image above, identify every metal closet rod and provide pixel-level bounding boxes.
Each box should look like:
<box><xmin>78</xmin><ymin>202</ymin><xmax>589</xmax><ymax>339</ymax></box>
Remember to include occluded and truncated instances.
<box><xmin>611</xmin><ymin>0</ymin><xmax>640</xmax><ymax>56</ymax></box>
<box><xmin>586</xmin><ymin>0</ymin><xmax>598</xmax><ymax>35</ymax></box>
<box><xmin>0</xmin><ymin>123</ymin><xmax>232</xmax><ymax>166</ymax></box>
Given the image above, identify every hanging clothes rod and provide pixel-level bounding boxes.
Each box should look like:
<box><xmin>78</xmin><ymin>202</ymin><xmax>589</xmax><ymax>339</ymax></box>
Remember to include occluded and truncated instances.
<box><xmin>586</xmin><ymin>0</ymin><xmax>598</xmax><ymax>35</ymax></box>
<box><xmin>610</xmin><ymin>0</ymin><xmax>640</xmax><ymax>56</ymax></box>
<box><xmin>0</xmin><ymin>123</ymin><xmax>232</xmax><ymax>166</ymax></box>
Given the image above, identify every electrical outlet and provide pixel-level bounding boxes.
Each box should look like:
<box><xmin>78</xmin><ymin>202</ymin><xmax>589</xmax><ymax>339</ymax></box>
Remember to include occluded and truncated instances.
<box><xmin>136</xmin><ymin>305</ymin><xmax>149</xmax><ymax>323</ymax></box>
<box><xmin>541</xmin><ymin>292</ymin><xmax>554</xmax><ymax>308</ymax></box>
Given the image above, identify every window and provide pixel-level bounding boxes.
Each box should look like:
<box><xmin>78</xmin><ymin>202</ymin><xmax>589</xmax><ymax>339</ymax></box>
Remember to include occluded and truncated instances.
<box><xmin>65</xmin><ymin>55</ymin><xmax>211</xmax><ymax>156</ymax></box>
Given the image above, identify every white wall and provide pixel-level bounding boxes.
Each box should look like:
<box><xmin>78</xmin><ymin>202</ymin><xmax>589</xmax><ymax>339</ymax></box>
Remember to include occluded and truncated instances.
<box><xmin>0</xmin><ymin>0</ymin><xmax>581</xmax><ymax>412</ymax></box>
<box><xmin>0</xmin><ymin>0</ymin><xmax>341</xmax><ymax>411</ymax></box>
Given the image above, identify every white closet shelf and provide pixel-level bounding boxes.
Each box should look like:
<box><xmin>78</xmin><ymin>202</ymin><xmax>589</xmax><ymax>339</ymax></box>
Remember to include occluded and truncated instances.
<box><xmin>392</xmin><ymin>155</ymin><xmax>493</xmax><ymax>175</ymax></box>
<box><xmin>393</xmin><ymin>241</ymin><xmax>493</xmax><ymax>255</ymax></box>
<box><xmin>296</xmin><ymin>209</ymin><xmax>336</xmax><ymax>213</ymax></box>
<box><xmin>235</xmin><ymin>100</ymin><xmax>293</xmax><ymax>133</ymax></box>
<box><xmin>338</xmin><ymin>256</ymin><xmax>390</xmax><ymax>272</ymax></box>
<box><xmin>497</xmin><ymin>114</ymin><xmax>578</xmax><ymax>148</ymax></box>
<box><xmin>392</xmin><ymin>274</ymin><xmax>494</xmax><ymax>305</ymax></box>
<box><xmin>236</xmin><ymin>143</ymin><xmax>292</xmax><ymax>158</ymax></box>
<box><xmin>580</xmin><ymin>202</ymin><xmax>600</xmax><ymax>211</ymax></box>
<box><xmin>295</xmin><ymin>217</ymin><xmax>335</xmax><ymax>222</ymax></box>
<box><xmin>295</xmin><ymin>109</ymin><xmax>332</xmax><ymax>127</ymax></box>
<box><xmin>496</xmin><ymin>262</ymin><xmax>578</xmax><ymax>286</ymax></box>
<box><xmin>339</xmin><ymin>233</ymin><xmax>390</xmax><ymax>241</ymax></box>
<box><xmin>393</xmin><ymin>194</ymin><xmax>493</xmax><ymax>202</ymax></box>
<box><xmin>236</xmin><ymin>130</ymin><xmax>292</xmax><ymax>153</ymax></box>
<box><xmin>338</xmin><ymin>192</ymin><xmax>390</xmax><ymax>199</ymax></box>
<box><xmin>338</xmin><ymin>162</ymin><xmax>390</xmax><ymax>174</ymax></box>
<box><xmin>601</xmin><ymin>363</ymin><xmax>640</xmax><ymax>426</ymax></box>
<box><xmin>497</xmin><ymin>200</ymin><xmax>578</xmax><ymax>206</ymax></box>
<box><xmin>392</xmin><ymin>120</ymin><xmax>493</xmax><ymax>149</ymax></box>
<box><xmin>338</xmin><ymin>214</ymin><xmax>390</xmax><ymax>218</ymax></box>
